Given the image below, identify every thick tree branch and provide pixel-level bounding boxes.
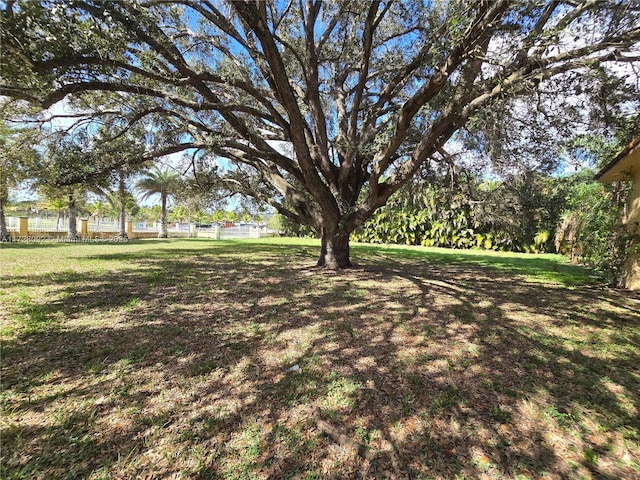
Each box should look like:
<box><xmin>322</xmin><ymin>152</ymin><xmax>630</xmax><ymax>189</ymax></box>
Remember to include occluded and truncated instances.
<box><xmin>303</xmin><ymin>0</ymin><xmax>338</xmax><ymax>187</ymax></box>
<box><xmin>232</xmin><ymin>0</ymin><xmax>339</xmax><ymax>220</ymax></box>
<box><xmin>372</xmin><ymin>0</ymin><xmax>510</xmax><ymax>183</ymax></box>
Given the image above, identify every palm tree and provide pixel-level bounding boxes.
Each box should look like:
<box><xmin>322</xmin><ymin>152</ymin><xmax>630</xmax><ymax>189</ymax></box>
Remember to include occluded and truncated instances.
<box><xmin>40</xmin><ymin>188</ymin><xmax>86</xmax><ymax>239</ymax></box>
<box><xmin>104</xmin><ymin>169</ymin><xmax>140</xmax><ymax>238</ymax></box>
<box><xmin>66</xmin><ymin>192</ymin><xmax>80</xmax><ymax>240</ymax></box>
<box><xmin>137</xmin><ymin>167</ymin><xmax>180</xmax><ymax>238</ymax></box>
<box><xmin>170</xmin><ymin>204</ymin><xmax>189</xmax><ymax>224</ymax></box>
<box><xmin>224</xmin><ymin>210</ymin><xmax>238</xmax><ymax>225</ymax></box>
<box><xmin>114</xmin><ymin>169</ymin><xmax>128</xmax><ymax>238</ymax></box>
<box><xmin>47</xmin><ymin>197</ymin><xmax>67</xmax><ymax>231</ymax></box>
<box><xmin>212</xmin><ymin>209</ymin><xmax>225</xmax><ymax>225</ymax></box>
<box><xmin>88</xmin><ymin>200</ymin><xmax>109</xmax><ymax>230</ymax></box>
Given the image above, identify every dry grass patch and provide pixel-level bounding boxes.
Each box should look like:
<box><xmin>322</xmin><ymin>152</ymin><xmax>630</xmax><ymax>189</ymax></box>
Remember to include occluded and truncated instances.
<box><xmin>1</xmin><ymin>238</ymin><xmax>639</xmax><ymax>479</ymax></box>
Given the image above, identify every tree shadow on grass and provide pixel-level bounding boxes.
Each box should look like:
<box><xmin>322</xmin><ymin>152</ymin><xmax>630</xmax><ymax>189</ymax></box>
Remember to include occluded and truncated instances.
<box><xmin>368</xmin><ymin>258</ymin><xmax>639</xmax><ymax>478</ymax></box>
<box><xmin>1</xmin><ymin>242</ymin><xmax>639</xmax><ymax>479</ymax></box>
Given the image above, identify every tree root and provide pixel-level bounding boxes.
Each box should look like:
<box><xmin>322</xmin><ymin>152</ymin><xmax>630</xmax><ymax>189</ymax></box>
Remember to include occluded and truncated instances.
<box><xmin>312</xmin><ymin>407</ymin><xmax>407</xmax><ymax>479</ymax></box>
<box><xmin>312</xmin><ymin>407</ymin><xmax>373</xmax><ymax>460</ymax></box>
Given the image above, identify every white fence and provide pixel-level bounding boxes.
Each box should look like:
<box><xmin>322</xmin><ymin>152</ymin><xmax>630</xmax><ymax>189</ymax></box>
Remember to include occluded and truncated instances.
<box><xmin>221</xmin><ymin>226</ymin><xmax>262</xmax><ymax>239</ymax></box>
<box><xmin>5</xmin><ymin>217</ymin><xmax>273</xmax><ymax>239</ymax></box>
<box><xmin>192</xmin><ymin>225</ymin><xmax>268</xmax><ymax>239</ymax></box>
<box><xmin>5</xmin><ymin>216</ymin><xmax>18</xmax><ymax>231</ymax></box>
<box><xmin>5</xmin><ymin>217</ymin><xmax>157</xmax><ymax>233</ymax></box>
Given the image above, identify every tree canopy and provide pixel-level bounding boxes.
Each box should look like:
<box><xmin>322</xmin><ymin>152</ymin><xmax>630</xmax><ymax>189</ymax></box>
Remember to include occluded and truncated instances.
<box><xmin>1</xmin><ymin>0</ymin><xmax>639</xmax><ymax>267</ymax></box>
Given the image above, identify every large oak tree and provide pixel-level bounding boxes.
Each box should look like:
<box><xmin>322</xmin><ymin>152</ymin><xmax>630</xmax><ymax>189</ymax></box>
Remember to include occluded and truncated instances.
<box><xmin>2</xmin><ymin>0</ymin><xmax>639</xmax><ymax>267</ymax></box>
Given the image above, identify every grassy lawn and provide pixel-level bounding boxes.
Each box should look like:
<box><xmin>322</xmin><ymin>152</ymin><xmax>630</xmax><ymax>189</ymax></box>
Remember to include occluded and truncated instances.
<box><xmin>1</xmin><ymin>238</ymin><xmax>639</xmax><ymax>479</ymax></box>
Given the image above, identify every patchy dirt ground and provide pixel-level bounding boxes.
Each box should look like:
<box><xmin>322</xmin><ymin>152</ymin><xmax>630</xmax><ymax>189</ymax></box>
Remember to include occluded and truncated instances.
<box><xmin>1</xmin><ymin>239</ymin><xmax>639</xmax><ymax>479</ymax></box>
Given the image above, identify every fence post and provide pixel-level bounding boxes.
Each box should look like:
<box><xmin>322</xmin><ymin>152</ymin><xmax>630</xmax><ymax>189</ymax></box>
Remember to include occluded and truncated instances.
<box><xmin>80</xmin><ymin>218</ymin><xmax>89</xmax><ymax>236</ymax></box>
<box><xmin>214</xmin><ymin>224</ymin><xmax>221</xmax><ymax>240</ymax></box>
<box><xmin>190</xmin><ymin>224</ymin><xmax>197</xmax><ymax>238</ymax></box>
<box><xmin>19</xmin><ymin>217</ymin><xmax>28</xmax><ymax>236</ymax></box>
<box><xmin>126</xmin><ymin>221</ymin><xmax>134</xmax><ymax>238</ymax></box>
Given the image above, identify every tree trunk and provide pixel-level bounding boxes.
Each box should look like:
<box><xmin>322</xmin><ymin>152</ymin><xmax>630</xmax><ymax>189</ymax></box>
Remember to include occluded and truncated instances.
<box><xmin>159</xmin><ymin>193</ymin><xmax>168</xmax><ymax>238</ymax></box>
<box><xmin>118</xmin><ymin>173</ymin><xmax>128</xmax><ymax>239</ymax></box>
<box><xmin>317</xmin><ymin>226</ymin><xmax>352</xmax><ymax>269</ymax></box>
<box><xmin>0</xmin><ymin>195</ymin><xmax>10</xmax><ymax>241</ymax></box>
<box><xmin>68</xmin><ymin>196</ymin><xmax>78</xmax><ymax>240</ymax></box>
